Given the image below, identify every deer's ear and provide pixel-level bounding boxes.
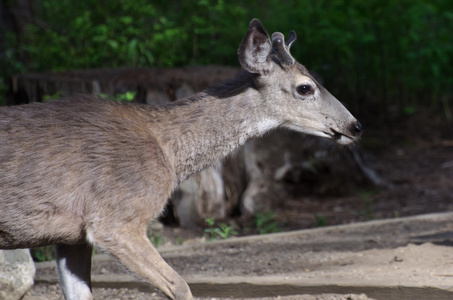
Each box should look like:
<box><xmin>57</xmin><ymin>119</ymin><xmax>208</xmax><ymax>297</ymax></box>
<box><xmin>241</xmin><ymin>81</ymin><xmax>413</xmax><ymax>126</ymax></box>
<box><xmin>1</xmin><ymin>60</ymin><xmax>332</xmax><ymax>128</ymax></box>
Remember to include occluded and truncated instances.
<box><xmin>238</xmin><ymin>19</ymin><xmax>273</xmax><ymax>75</ymax></box>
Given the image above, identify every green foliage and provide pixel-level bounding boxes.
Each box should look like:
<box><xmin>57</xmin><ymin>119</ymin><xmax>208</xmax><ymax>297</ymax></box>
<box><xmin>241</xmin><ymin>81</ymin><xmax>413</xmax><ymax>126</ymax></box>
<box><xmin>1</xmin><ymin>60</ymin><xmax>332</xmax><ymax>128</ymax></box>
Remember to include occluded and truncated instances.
<box><xmin>116</xmin><ymin>91</ymin><xmax>137</xmax><ymax>102</ymax></box>
<box><xmin>148</xmin><ymin>232</ymin><xmax>165</xmax><ymax>248</ymax></box>
<box><xmin>14</xmin><ymin>0</ymin><xmax>246</xmax><ymax>71</ymax></box>
<box><xmin>215</xmin><ymin>223</ymin><xmax>239</xmax><ymax>239</ymax></box>
<box><xmin>254</xmin><ymin>211</ymin><xmax>281</xmax><ymax>234</ymax></box>
<box><xmin>204</xmin><ymin>217</ymin><xmax>238</xmax><ymax>241</ymax></box>
<box><xmin>357</xmin><ymin>189</ymin><xmax>377</xmax><ymax>220</ymax></box>
<box><xmin>42</xmin><ymin>91</ymin><xmax>64</xmax><ymax>102</ymax></box>
<box><xmin>23</xmin><ymin>0</ymin><xmax>158</xmax><ymax>70</ymax></box>
<box><xmin>30</xmin><ymin>246</ymin><xmax>56</xmax><ymax>262</ymax></box>
<box><xmin>43</xmin><ymin>91</ymin><xmax>136</xmax><ymax>102</ymax></box>
<box><xmin>146</xmin><ymin>221</ymin><xmax>165</xmax><ymax>247</ymax></box>
<box><xmin>174</xmin><ymin>237</ymin><xmax>185</xmax><ymax>246</ymax></box>
<box><xmin>98</xmin><ymin>91</ymin><xmax>137</xmax><ymax>102</ymax></box>
<box><xmin>314</xmin><ymin>214</ymin><xmax>326</xmax><ymax>227</ymax></box>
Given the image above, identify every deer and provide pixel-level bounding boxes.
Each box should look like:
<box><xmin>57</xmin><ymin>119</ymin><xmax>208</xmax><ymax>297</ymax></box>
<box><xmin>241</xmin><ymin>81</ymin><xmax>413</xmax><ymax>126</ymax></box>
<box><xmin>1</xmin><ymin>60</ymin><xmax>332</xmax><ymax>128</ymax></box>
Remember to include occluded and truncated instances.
<box><xmin>0</xmin><ymin>19</ymin><xmax>362</xmax><ymax>300</ymax></box>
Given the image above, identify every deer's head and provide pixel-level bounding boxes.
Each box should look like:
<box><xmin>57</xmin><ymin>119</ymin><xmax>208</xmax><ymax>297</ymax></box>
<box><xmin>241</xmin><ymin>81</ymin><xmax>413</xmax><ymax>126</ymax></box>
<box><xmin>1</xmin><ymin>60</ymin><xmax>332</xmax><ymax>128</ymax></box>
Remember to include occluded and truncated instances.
<box><xmin>238</xmin><ymin>19</ymin><xmax>362</xmax><ymax>145</ymax></box>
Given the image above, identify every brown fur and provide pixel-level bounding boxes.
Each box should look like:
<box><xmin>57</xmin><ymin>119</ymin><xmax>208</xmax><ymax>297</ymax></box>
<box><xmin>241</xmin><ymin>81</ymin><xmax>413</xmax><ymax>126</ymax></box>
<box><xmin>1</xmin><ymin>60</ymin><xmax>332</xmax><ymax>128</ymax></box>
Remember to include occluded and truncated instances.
<box><xmin>0</xmin><ymin>97</ymin><xmax>174</xmax><ymax>248</ymax></box>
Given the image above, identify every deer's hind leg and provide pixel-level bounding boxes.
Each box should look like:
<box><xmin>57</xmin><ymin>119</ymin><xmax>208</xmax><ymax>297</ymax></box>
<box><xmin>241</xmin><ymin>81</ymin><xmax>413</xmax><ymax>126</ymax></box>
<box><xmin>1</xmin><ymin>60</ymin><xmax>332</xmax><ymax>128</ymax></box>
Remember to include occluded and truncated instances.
<box><xmin>88</xmin><ymin>225</ymin><xmax>192</xmax><ymax>300</ymax></box>
<box><xmin>56</xmin><ymin>243</ymin><xmax>93</xmax><ymax>300</ymax></box>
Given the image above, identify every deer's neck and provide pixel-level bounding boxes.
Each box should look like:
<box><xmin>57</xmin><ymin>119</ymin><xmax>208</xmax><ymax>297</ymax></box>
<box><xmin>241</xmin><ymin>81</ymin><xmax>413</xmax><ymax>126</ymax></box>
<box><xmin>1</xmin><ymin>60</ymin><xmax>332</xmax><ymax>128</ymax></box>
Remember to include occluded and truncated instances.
<box><xmin>151</xmin><ymin>87</ymin><xmax>277</xmax><ymax>184</ymax></box>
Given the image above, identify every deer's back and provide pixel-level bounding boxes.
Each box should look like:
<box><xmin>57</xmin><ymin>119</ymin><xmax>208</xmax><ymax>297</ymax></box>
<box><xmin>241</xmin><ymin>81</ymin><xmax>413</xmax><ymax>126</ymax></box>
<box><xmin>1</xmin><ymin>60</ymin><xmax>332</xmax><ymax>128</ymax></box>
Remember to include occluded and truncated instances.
<box><xmin>0</xmin><ymin>96</ymin><xmax>174</xmax><ymax>248</ymax></box>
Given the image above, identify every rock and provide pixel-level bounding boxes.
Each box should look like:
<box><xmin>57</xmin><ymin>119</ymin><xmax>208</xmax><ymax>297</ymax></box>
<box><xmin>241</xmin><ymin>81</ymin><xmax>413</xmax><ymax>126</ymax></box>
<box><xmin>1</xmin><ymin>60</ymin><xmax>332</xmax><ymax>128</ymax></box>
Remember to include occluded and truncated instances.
<box><xmin>174</xmin><ymin>162</ymin><xmax>226</xmax><ymax>227</ymax></box>
<box><xmin>0</xmin><ymin>249</ymin><xmax>35</xmax><ymax>300</ymax></box>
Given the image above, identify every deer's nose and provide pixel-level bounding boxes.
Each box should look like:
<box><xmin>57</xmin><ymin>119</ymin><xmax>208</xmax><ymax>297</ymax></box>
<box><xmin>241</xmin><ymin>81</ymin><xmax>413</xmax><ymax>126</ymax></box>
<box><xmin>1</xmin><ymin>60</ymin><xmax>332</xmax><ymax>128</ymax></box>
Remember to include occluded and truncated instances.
<box><xmin>351</xmin><ymin>121</ymin><xmax>362</xmax><ymax>136</ymax></box>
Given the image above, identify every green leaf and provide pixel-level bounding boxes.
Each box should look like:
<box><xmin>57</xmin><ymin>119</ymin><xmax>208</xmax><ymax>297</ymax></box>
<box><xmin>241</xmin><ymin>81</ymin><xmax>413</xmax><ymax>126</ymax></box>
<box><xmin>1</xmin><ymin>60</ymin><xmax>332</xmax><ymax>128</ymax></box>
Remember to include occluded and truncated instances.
<box><xmin>108</xmin><ymin>40</ymin><xmax>119</xmax><ymax>49</ymax></box>
<box><xmin>120</xmin><ymin>16</ymin><xmax>134</xmax><ymax>25</ymax></box>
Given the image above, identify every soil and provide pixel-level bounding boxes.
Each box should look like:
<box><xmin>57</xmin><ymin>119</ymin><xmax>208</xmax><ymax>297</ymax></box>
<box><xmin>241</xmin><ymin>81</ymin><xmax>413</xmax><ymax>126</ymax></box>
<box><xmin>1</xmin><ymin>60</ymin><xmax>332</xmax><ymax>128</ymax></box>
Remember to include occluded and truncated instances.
<box><xmin>24</xmin><ymin>115</ymin><xmax>453</xmax><ymax>299</ymax></box>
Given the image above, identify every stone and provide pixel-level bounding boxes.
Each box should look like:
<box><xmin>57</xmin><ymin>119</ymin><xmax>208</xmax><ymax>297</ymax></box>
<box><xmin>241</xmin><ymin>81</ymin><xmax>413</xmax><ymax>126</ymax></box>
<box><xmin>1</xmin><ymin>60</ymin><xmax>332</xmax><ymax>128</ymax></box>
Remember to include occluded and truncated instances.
<box><xmin>0</xmin><ymin>249</ymin><xmax>35</xmax><ymax>300</ymax></box>
<box><xmin>174</xmin><ymin>162</ymin><xmax>226</xmax><ymax>227</ymax></box>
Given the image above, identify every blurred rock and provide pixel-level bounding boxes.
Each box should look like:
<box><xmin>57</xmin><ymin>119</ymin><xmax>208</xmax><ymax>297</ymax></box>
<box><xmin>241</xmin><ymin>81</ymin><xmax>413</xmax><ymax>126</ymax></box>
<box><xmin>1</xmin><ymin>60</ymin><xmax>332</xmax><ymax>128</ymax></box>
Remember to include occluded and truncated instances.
<box><xmin>0</xmin><ymin>249</ymin><xmax>35</xmax><ymax>300</ymax></box>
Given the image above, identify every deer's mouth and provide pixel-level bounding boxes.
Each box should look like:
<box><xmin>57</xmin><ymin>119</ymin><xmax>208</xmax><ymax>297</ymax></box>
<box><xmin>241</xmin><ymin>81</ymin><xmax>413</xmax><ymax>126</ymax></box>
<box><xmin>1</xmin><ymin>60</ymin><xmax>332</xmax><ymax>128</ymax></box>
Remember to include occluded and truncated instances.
<box><xmin>327</xmin><ymin>128</ymin><xmax>356</xmax><ymax>145</ymax></box>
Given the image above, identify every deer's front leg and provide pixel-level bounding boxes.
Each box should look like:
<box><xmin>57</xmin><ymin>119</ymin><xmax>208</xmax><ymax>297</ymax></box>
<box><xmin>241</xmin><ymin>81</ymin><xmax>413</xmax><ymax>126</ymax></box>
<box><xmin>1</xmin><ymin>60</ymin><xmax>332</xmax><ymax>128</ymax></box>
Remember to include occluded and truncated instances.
<box><xmin>90</xmin><ymin>227</ymin><xmax>192</xmax><ymax>300</ymax></box>
<box><xmin>56</xmin><ymin>243</ymin><xmax>93</xmax><ymax>300</ymax></box>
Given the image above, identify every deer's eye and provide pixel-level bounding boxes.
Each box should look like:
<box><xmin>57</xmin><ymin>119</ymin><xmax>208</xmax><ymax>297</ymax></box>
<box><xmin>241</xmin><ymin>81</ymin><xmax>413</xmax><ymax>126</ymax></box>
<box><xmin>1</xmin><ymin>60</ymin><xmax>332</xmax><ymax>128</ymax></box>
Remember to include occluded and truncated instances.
<box><xmin>296</xmin><ymin>85</ymin><xmax>313</xmax><ymax>96</ymax></box>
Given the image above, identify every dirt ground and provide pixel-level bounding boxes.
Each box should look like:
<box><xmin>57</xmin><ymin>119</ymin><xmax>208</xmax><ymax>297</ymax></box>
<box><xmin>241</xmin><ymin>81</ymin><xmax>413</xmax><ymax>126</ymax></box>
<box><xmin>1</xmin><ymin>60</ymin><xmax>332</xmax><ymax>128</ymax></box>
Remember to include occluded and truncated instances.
<box><xmin>25</xmin><ymin>116</ymin><xmax>453</xmax><ymax>299</ymax></box>
<box><xmin>28</xmin><ymin>213</ymin><xmax>453</xmax><ymax>300</ymax></box>
<box><xmin>25</xmin><ymin>283</ymin><xmax>373</xmax><ymax>300</ymax></box>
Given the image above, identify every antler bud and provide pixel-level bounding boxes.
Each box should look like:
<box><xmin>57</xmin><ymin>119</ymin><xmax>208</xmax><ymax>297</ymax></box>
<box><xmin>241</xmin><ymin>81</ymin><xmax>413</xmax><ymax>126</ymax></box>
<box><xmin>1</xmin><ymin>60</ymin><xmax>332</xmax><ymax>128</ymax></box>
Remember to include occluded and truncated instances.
<box><xmin>271</xmin><ymin>32</ymin><xmax>295</xmax><ymax>67</ymax></box>
<box><xmin>286</xmin><ymin>30</ymin><xmax>297</xmax><ymax>49</ymax></box>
